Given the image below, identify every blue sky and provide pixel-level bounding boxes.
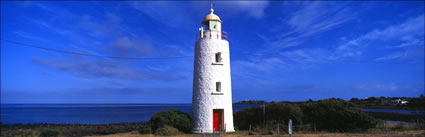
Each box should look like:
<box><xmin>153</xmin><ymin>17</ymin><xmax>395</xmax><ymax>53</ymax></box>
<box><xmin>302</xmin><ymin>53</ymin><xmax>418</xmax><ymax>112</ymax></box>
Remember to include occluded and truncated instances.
<box><xmin>1</xmin><ymin>1</ymin><xmax>424</xmax><ymax>104</ymax></box>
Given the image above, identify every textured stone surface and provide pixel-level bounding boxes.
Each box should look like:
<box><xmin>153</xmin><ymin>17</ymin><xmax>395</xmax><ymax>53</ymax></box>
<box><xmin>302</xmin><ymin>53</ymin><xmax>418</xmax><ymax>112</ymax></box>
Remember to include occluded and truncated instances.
<box><xmin>192</xmin><ymin>31</ymin><xmax>235</xmax><ymax>133</ymax></box>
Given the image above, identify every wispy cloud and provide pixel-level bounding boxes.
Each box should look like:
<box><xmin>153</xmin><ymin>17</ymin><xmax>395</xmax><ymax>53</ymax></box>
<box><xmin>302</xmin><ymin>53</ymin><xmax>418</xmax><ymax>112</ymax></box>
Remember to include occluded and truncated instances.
<box><xmin>263</xmin><ymin>1</ymin><xmax>355</xmax><ymax>50</ymax></box>
<box><xmin>232</xmin><ymin>3</ymin><xmax>424</xmax><ymax>85</ymax></box>
<box><xmin>2</xmin><ymin>87</ymin><xmax>192</xmax><ymax>103</ymax></box>
<box><xmin>108</xmin><ymin>36</ymin><xmax>153</xmax><ymax>57</ymax></box>
<box><xmin>337</xmin><ymin>15</ymin><xmax>424</xmax><ymax>60</ymax></box>
<box><xmin>232</xmin><ymin>2</ymin><xmax>357</xmax><ymax>78</ymax></box>
<box><xmin>32</xmin><ymin>57</ymin><xmax>185</xmax><ymax>81</ymax></box>
<box><xmin>131</xmin><ymin>1</ymin><xmax>193</xmax><ymax>28</ymax></box>
<box><xmin>12</xmin><ymin>30</ymin><xmax>48</xmax><ymax>42</ymax></box>
<box><xmin>218</xmin><ymin>1</ymin><xmax>269</xmax><ymax>19</ymax></box>
<box><xmin>375</xmin><ymin>52</ymin><xmax>405</xmax><ymax>61</ymax></box>
<box><xmin>285</xmin><ymin>1</ymin><xmax>353</xmax><ymax>36</ymax></box>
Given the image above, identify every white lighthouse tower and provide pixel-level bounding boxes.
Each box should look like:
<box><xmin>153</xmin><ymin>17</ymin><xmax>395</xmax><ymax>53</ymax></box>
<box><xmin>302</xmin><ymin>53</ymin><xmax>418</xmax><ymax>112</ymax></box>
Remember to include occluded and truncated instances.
<box><xmin>192</xmin><ymin>7</ymin><xmax>235</xmax><ymax>133</ymax></box>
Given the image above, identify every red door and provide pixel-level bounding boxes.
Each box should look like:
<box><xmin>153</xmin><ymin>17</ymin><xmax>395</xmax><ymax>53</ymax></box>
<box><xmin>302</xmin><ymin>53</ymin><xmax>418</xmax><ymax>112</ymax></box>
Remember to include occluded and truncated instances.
<box><xmin>213</xmin><ymin>109</ymin><xmax>223</xmax><ymax>131</ymax></box>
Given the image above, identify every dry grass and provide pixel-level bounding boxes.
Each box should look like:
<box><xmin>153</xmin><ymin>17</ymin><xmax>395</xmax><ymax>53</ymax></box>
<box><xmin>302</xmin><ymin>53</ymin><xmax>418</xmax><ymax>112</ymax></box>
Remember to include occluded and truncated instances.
<box><xmin>86</xmin><ymin>130</ymin><xmax>425</xmax><ymax>137</ymax></box>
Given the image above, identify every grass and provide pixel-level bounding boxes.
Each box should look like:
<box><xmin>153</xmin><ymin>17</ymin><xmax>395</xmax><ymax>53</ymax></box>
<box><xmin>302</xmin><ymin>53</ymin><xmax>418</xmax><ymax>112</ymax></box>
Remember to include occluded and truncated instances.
<box><xmin>2</xmin><ymin>122</ymin><xmax>424</xmax><ymax>137</ymax></box>
<box><xmin>85</xmin><ymin>122</ymin><xmax>425</xmax><ymax>137</ymax></box>
<box><xmin>1</xmin><ymin>123</ymin><xmax>147</xmax><ymax>137</ymax></box>
<box><xmin>85</xmin><ymin>130</ymin><xmax>425</xmax><ymax>137</ymax></box>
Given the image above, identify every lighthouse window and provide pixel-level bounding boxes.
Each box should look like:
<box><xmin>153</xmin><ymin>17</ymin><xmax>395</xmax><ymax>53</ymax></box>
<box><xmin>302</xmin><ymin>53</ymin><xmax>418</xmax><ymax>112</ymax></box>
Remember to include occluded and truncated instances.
<box><xmin>215</xmin><ymin>52</ymin><xmax>222</xmax><ymax>63</ymax></box>
<box><xmin>216</xmin><ymin>82</ymin><xmax>221</xmax><ymax>92</ymax></box>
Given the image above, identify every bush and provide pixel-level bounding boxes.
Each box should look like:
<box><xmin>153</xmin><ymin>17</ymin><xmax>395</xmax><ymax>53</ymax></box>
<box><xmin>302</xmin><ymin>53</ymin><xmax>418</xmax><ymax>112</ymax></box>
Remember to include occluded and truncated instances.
<box><xmin>154</xmin><ymin>125</ymin><xmax>180</xmax><ymax>136</ymax></box>
<box><xmin>1</xmin><ymin>123</ymin><xmax>147</xmax><ymax>137</ymax></box>
<box><xmin>138</xmin><ymin>125</ymin><xmax>152</xmax><ymax>134</ymax></box>
<box><xmin>39</xmin><ymin>129</ymin><xmax>60</xmax><ymax>137</ymax></box>
<box><xmin>149</xmin><ymin>109</ymin><xmax>192</xmax><ymax>133</ymax></box>
<box><xmin>233</xmin><ymin>103</ymin><xmax>303</xmax><ymax>130</ymax></box>
<box><xmin>32</xmin><ymin>130</ymin><xmax>41</xmax><ymax>137</ymax></box>
<box><xmin>302</xmin><ymin>98</ymin><xmax>378</xmax><ymax>132</ymax></box>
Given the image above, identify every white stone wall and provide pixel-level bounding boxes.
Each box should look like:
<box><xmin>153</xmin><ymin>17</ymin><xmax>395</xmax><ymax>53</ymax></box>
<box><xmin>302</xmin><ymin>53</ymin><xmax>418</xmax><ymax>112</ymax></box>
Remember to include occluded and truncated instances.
<box><xmin>192</xmin><ymin>30</ymin><xmax>235</xmax><ymax>133</ymax></box>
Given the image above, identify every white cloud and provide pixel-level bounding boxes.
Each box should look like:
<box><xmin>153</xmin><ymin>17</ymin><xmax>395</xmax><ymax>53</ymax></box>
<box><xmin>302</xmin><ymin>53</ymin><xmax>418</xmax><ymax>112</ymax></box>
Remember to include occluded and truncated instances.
<box><xmin>375</xmin><ymin>52</ymin><xmax>404</xmax><ymax>61</ymax></box>
<box><xmin>131</xmin><ymin>1</ymin><xmax>193</xmax><ymax>28</ymax></box>
<box><xmin>33</xmin><ymin>57</ymin><xmax>185</xmax><ymax>81</ymax></box>
<box><xmin>354</xmin><ymin>83</ymin><xmax>399</xmax><ymax>92</ymax></box>
<box><xmin>109</xmin><ymin>36</ymin><xmax>153</xmax><ymax>57</ymax></box>
<box><xmin>221</xmin><ymin>1</ymin><xmax>269</xmax><ymax>19</ymax></box>
<box><xmin>286</xmin><ymin>1</ymin><xmax>353</xmax><ymax>35</ymax></box>
<box><xmin>231</xmin><ymin>48</ymin><xmax>332</xmax><ymax>81</ymax></box>
<box><xmin>337</xmin><ymin>15</ymin><xmax>424</xmax><ymax>58</ymax></box>
<box><xmin>263</xmin><ymin>1</ymin><xmax>355</xmax><ymax>51</ymax></box>
<box><xmin>190</xmin><ymin>1</ymin><xmax>269</xmax><ymax>19</ymax></box>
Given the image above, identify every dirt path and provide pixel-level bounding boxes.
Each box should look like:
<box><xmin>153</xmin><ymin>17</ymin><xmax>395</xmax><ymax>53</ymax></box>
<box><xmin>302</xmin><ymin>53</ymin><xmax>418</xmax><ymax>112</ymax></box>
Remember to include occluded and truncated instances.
<box><xmin>87</xmin><ymin>130</ymin><xmax>425</xmax><ymax>137</ymax></box>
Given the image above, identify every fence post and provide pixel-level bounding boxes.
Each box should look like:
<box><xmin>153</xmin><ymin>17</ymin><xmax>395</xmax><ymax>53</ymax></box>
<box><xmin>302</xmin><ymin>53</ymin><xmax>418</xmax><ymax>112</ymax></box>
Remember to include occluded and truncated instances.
<box><xmin>213</xmin><ymin>127</ymin><xmax>215</xmax><ymax>137</ymax></box>
<box><xmin>288</xmin><ymin>119</ymin><xmax>293</xmax><ymax>137</ymax></box>
<box><xmin>224</xmin><ymin>124</ymin><xmax>227</xmax><ymax>136</ymax></box>
<box><xmin>219</xmin><ymin>125</ymin><xmax>221</xmax><ymax>137</ymax></box>
<box><xmin>249</xmin><ymin>124</ymin><xmax>252</xmax><ymax>134</ymax></box>
<box><xmin>277</xmin><ymin>123</ymin><xmax>280</xmax><ymax>136</ymax></box>
<box><xmin>263</xmin><ymin>103</ymin><xmax>266</xmax><ymax>127</ymax></box>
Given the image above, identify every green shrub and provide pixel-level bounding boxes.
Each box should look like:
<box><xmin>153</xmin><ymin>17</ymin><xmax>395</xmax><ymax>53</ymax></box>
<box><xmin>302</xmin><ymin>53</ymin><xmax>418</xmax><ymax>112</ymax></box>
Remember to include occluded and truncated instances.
<box><xmin>149</xmin><ymin>109</ymin><xmax>192</xmax><ymax>133</ymax></box>
<box><xmin>138</xmin><ymin>125</ymin><xmax>152</xmax><ymax>134</ymax></box>
<box><xmin>233</xmin><ymin>103</ymin><xmax>303</xmax><ymax>130</ymax></box>
<box><xmin>261</xmin><ymin>131</ymin><xmax>273</xmax><ymax>135</ymax></box>
<box><xmin>32</xmin><ymin>130</ymin><xmax>41</xmax><ymax>137</ymax></box>
<box><xmin>302</xmin><ymin>98</ymin><xmax>378</xmax><ymax>132</ymax></box>
<box><xmin>39</xmin><ymin>129</ymin><xmax>60</xmax><ymax>137</ymax></box>
<box><xmin>154</xmin><ymin>125</ymin><xmax>180</xmax><ymax>136</ymax></box>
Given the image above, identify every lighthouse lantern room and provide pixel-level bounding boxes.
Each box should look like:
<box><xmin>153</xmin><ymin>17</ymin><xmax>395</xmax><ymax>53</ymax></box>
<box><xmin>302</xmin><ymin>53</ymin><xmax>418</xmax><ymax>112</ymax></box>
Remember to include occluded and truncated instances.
<box><xmin>192</xmin><ymin>6</ymin><xmax>235</xmax><ymax>133</ymax></box>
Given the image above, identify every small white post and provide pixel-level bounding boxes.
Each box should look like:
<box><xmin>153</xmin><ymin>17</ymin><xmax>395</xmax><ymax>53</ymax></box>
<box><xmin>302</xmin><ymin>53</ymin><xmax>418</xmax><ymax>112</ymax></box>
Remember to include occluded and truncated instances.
<box><xmin>224</xmin><ymin>124</ymin><xmax>227</xmax><ymax>136</ymax></box>
<box><xmin>288</xmin><ymin>119</ymin><xmax>292</xmax><ymax>137</ymax></box>
<box><xmin>213</xmin><ymin>127</ymin><xmax>215</xmax><ymax>137</ymax></box>
<box><xmin>277</xmin><ymin>123</ymin><xmax>280</xmax><ymax>136</ymax></box>
<box><xmin>219</xmin><ymin>125</ymin><xmax>221</xmax><ymax>137</ymax></box>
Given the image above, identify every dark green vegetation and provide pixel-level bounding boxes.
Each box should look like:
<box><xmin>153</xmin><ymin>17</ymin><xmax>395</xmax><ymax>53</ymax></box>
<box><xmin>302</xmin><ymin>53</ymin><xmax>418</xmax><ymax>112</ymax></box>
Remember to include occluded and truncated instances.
<box><xmin>303</xmin><ymin>99</ymin><xmax>378</xmax><ymax>132</ymax></box>
<box><xmin>138</xmin><ymin>125</ymin><xmax>152</xmax><ymax>134</ymax></box>
<box><xmin>233</xmin><ymin>100</ymin><xmax>266</xmax><ymax>104</ymax></box>
<box><xmin>1</xmin><ymin>123</ymin><xmax>146</xmax><ymax>137</ymax></box>
<box><xmin>154</xmin><ymin>125</ymin><xmax>180</xmax><ymax>136</ymax></box>
<box><xmin>234</xmin><ymin>99</ymin><xmax>381</xmax><ymax>133</ymax></box>
<box><xmin>235</xmin><ymin>94</ymin><xmax>425</xmax><ymax>110</ymax></box>
<box><xmin>1</xmin><ymin>128</ymin><xmax>60</xmax><ymax>137</ymax></box>
<box><xmin>234</xmin><ymin>103</ymin><xmax>303</xmax><ymax>133</ymax></box>
<box><xmin>1</xmin><ymin>109</ymin><xmax>192</xmax><ymax>137</ymax></box>
<box><xmin>2</xmin><ymin>97</ymin><xmax>423</xmax><ymax>136</ymax></box>
<box><xmin>350</xmin><ymin>94</ymin><xmax>425</xmax><ymax>110</ymax></box>
<box><xmin>38</xmin><ymin>129</ymin><xmax>61</xmax><ymax>137</ymax></box>
<box><xmin>149</xmin><ymin>109</ymin><xmax>192</xmax><ymax>134</ymax></box>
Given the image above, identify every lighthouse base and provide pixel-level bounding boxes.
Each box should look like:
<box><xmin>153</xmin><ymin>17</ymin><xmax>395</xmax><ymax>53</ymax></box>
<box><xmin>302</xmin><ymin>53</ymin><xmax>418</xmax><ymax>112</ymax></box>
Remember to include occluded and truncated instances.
<box><xmin>192</xmin><ymin>128</ymin><xmax>235</xmax><ymax>133</ymax></box>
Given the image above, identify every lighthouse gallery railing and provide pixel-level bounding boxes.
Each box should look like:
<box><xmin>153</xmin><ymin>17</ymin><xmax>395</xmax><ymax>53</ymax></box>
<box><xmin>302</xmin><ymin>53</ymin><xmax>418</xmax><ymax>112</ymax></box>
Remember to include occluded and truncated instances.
<box><xmin>196</xmin><ymin>30</ymin><xmax>228</xmax><ymax>41</ymax></box>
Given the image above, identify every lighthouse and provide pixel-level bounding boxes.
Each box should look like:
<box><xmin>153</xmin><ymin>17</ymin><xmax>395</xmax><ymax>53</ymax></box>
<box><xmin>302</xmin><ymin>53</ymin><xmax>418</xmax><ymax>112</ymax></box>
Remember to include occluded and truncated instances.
<box><xmin>192</xmin><ymin>7</ymin><xmax>235</xmax><ymax>133</ymax></box>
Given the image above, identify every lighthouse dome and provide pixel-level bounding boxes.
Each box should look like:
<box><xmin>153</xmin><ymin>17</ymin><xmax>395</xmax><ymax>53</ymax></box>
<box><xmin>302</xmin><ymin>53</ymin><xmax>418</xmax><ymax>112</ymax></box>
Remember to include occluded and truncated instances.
<box><xmin>202</xmin><ymin>9</ymin><xmax>222</xmax><ymax>24</ymax></box>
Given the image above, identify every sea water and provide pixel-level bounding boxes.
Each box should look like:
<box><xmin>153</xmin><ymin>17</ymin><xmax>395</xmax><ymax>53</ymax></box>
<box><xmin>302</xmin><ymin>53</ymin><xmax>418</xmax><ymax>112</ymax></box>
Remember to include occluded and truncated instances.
<box><xmin>2</xmin><ymin>104</ymin><xmax>423</xmax><ymax>125</ymax></box>
<box><xmin>0</xmin><ymin>104</ymin><xmax>261</xmax><ymax>125</ymax></box>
